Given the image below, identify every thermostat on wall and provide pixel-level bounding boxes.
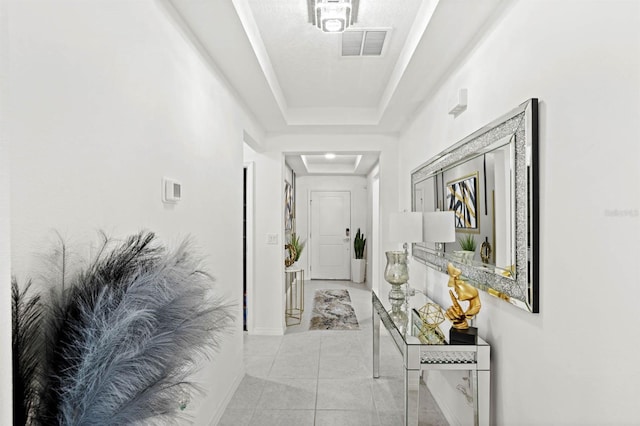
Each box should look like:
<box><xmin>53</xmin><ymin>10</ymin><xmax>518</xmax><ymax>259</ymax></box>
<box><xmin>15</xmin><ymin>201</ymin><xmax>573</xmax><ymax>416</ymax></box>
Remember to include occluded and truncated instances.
<box><xmin>162</xmin><ymin>178</ymin><xmax>182</xmax><ymax>203</ymax></box>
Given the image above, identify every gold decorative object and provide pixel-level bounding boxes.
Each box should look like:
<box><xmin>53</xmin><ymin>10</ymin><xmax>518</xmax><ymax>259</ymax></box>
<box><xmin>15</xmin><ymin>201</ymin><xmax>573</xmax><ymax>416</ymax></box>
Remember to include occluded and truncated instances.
<box><xmin>284</xmin><ymin>243</ymin><xmax>297</xmax><ymax>268</ymax></box>
<box><xmin>417</xmin><ymin>303</ymin><xmax>446</xmax><ymax>344</ymax></box>
<box><xmin>501</xmin><ymin>264</ymin><xmax>515</xmax><ymax>278</ymax></box>
<box><xmin>480</xmin><ymin>238</ymin><xmax>492</xmax><ymax>264</ymax></box>
<box><xmin>444</xmin><ymin>263</ymin><xmax>481</xmax><ymax>329</ymax></box>
<box><xmin>488</xmin><ymin>287</ymin><xmax>511</xmax><ymax>302</ymax></box>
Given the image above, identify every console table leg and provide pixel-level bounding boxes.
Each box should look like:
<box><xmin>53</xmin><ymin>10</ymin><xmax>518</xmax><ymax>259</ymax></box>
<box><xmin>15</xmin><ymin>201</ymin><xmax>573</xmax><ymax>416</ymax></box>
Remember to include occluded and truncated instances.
<box><xmin>477</xmin><ymin>370</ymin><xmax>490</xmax><ymax>426</ymax></box>
<box><xmin>404</xmin><ymin>369</ymin><xmax>420</xmax><ymax>426</ymax></box>
<box><xmin>372</xmin><ymin>306</ymin><xmax>380</xmax><ymax>379</ymax></box>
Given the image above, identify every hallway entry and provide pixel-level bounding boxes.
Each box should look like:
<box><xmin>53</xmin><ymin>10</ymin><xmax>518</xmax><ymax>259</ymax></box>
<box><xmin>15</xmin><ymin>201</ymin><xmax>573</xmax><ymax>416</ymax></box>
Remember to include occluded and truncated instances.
<box><xmin>309</xmin><ymin>191</ymin><xmax>351</xmax><ymax>280</ymax></box>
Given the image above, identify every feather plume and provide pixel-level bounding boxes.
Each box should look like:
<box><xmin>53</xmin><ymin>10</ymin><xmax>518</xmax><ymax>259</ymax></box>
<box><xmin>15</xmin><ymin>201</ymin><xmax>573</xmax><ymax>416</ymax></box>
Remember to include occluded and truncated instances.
<box><xmin>36</xmin><ymin>231</ymin><xmax>234</xmax><ymax>425</ymax></box>
<box><xmin>12</xmin><ymin>277</ymin><xmax>44</xmax><ymax>426</ymax></box>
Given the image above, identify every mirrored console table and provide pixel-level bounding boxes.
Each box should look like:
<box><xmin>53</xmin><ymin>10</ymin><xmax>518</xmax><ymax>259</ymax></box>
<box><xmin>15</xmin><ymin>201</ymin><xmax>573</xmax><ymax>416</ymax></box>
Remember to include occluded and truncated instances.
<box><xmin>372</xmin><ymin>289</ymin><xmax>490</xmax><ymax>426</ymax></box>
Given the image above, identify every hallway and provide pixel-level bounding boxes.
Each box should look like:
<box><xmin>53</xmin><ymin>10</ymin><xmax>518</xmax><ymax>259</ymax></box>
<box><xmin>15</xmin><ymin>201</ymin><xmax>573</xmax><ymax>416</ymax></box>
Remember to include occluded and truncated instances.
<box><xmin>219</xmin><ymin>280</ymin><xmax>447</xmax><ymax>426</ymax></box>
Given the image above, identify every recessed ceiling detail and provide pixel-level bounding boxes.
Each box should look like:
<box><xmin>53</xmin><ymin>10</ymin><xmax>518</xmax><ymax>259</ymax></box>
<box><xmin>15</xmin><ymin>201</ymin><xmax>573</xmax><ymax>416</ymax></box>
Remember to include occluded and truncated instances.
<box><xmin>168</xmin><ymin>0</ymin><xmax>508</xmax><ymax>134</ymax></box>
<box><xmin>285</xmin><ymin>152</ymin><xmax>379</xmax><ymax>176</ymax></box>
<box><xmin>301</xmin><ymin>154</ymin><xmax>362</xmax><ymax>174</ymax></box>
<box><xmin>342</xmin><ymin>29</ymin><xmax>388</xmax><ymax>56</ymax></box>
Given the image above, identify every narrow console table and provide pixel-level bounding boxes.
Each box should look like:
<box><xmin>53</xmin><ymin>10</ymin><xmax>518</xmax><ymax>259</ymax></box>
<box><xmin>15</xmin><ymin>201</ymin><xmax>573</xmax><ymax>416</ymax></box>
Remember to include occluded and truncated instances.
<box><xmin>372</xmin><ymin>289</ymin><xmax>490</xmax><ymax>426</ymax></box>
<box><xmin>285</xmin><ymin>268</ymin><xmax>304</xmax><ymax>326</ymax></box>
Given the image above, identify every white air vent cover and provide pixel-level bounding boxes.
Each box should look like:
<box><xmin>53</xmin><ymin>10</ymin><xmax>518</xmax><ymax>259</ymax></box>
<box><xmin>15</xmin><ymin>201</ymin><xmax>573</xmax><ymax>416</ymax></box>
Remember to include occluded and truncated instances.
<box><xmin>362</xmin><ymin>31</ymin><xmax>386</xmax><ymax>55</ymax></box>
<box><xmin>342</xmin><ymin>31</ymin><xmax>364</xmax><ymax>56</ymax></box>
<box><xmin>341</xmin><ymin>29</ymin><xmax>388</xmax><ymax>57</ymax></box>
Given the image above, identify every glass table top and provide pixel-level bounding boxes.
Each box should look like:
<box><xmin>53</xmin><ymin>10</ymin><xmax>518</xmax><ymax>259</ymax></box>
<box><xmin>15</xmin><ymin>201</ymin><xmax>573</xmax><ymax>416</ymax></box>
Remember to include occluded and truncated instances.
<box><xmin>372</xmin><ymin>287</ymin><xmax>488</xmax><ymax>349</ymax></box>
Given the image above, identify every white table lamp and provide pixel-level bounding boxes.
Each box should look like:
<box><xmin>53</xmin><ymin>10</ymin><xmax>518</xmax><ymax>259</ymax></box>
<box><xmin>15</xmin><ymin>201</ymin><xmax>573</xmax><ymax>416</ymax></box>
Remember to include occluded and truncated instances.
<box><xmin>423</xmin><ymin>211</ymin><xmax>455</xmax><ymax>254</ymax></box>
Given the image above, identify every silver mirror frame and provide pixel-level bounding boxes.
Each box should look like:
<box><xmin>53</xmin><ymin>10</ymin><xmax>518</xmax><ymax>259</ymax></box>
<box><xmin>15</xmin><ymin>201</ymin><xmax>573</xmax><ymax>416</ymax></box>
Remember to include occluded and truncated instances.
<box><xmin>411</xmin><ymin>98</ymin><xmax>539</xmax><ymax>313</ymax></box>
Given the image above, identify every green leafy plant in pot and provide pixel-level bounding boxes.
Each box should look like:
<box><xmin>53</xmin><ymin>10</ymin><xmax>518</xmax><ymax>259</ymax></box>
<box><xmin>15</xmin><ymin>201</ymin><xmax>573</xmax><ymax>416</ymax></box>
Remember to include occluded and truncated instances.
<box><xmin>455</xmin><ymin>234</ymin><xmax>476</xmax><ymax>264</ymax></box>
<box><xmin>290</xmin><ymin>233</ymin><xmax>305</xmax><ymax>262</ymax></box>
<box><xmin>352</xmin><ymin>229</ymin><xmax>367</xmax><ymax>283</ymax></box>
<box><xmin>286</xmin><ymin>232</ymin><xmax>305</xmax><ymax>268</ymax></box>
<box><xmin>354</xmin><ymin>229</ymin><xmax>366</xmax><ymax>259</ymax></box>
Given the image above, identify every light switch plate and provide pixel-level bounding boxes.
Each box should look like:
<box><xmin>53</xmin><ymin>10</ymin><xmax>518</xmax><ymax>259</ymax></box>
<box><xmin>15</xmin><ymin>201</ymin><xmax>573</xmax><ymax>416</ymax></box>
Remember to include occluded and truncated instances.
<box><xmin>266</xmin><ymin>234</ymin><xmax>278</xmax><ymax>245</ymax></box>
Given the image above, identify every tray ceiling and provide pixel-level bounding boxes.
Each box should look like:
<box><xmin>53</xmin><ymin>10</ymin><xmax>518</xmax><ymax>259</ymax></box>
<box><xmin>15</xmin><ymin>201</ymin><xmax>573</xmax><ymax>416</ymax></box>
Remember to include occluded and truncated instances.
<box><xmin>165</xmin><ymin>0</ymin><xmax>508</xmax><ymax>136</ymax></box>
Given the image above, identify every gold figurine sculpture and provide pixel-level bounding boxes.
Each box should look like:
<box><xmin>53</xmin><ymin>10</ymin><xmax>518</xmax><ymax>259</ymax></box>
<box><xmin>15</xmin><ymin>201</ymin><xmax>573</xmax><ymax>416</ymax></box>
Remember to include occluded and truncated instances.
<box><xmin>445</xmin><ymin>263</ymin><xmax>481</xmax><ymax>329</ymax></box>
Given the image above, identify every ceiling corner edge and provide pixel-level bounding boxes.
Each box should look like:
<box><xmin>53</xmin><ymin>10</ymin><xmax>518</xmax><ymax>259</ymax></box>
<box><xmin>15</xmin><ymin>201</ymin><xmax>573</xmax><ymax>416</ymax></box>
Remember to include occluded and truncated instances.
<box><xmin>231</xmin><ymin>0</ymin><xmax>291</xmax><ymax>123</ymax></box>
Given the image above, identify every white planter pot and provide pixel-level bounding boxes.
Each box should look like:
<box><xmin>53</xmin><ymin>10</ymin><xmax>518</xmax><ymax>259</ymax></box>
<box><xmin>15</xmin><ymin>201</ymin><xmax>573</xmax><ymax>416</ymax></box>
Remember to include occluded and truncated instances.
<box><xmin>286</xmin><ymin>261</ymin><xmax>301</xmax><ymax>271</ymax></box>
<box><xmin>351</xmin><ymin>259</ymin><xmax>366</xmax><ymax>283</ymax></box>
<box><xmin>453</xmin><ymin>250</ymin><xmax>475</xmax><ymax>264</ymax></box>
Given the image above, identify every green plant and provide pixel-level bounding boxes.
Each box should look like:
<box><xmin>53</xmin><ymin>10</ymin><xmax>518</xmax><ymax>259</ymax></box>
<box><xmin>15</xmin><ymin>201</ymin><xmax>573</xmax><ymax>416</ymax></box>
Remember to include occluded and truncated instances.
<box><xmin>290</xmin><ymin>232</ymin><xmax>305</xmax><ymax>262</ymax></box>
<box><xmin>458</xmin><ymin>234</ymin><xmax>477</xmax><ymax>251</ymax></box>
<box><xmin>354</xmin><ymin>228</ymin><xmax>366</xmax><ymax>259</ymax></box>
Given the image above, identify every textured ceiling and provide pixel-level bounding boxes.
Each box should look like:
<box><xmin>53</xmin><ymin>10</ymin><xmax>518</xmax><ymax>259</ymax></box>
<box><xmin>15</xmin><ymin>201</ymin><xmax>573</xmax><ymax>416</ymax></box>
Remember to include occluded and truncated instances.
<box><xmin>247</xmin><ymin>0</ymin><xmax>422</xmax><ymax>109</ymax></box>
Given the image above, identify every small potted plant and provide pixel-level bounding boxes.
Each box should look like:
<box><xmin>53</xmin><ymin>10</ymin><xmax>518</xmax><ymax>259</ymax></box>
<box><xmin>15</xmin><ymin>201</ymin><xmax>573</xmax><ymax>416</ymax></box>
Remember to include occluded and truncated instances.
<box><xmin>286</xmin><ymin>232</ymin><xmax>305</xmax><ymax>270</ymax></box>
<box><xmin>351</xmin><ymin>228</ymin><xmax>366</xmax><ymax>283</ymax></box>
<box><xmin>454</xmin><ymin>234</ymin><xmax>476</xmax><ymax>264</ymax></box>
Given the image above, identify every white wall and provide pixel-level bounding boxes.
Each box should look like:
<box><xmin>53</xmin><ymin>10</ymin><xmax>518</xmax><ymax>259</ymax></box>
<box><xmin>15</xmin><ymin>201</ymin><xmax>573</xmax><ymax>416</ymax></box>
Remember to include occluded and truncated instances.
<box><xmin>243</xmin><ymin>145</ymin><xmax>286</xmax><ymax>334</ymax></box>
<box><xmin>0</xmin><ymin>146</ymin><xmax>10</xmax><ymax>426</ymax></box>
<box><xmin>0</xmin><ymin>0</ymin><xmax>11</xmax><ymax>421</ymax></box>
<box><xmin>5</xmin><ymin>0</ymin><xmax>260</xmax><ymax>423</ymax></box>
<box><xmin>295</xmin><ymin>175</ymin><xmax>368</xmax><ymax>279</ymax></box>
<box><xmin>367</xmin><ymin>165</ymin><xmax>380</xmax><ymax>292</ymax></box>
<box><xmin>399</xmin><ymin>1</ymin><xmax>640</xmax><ymax>424</ymax></box>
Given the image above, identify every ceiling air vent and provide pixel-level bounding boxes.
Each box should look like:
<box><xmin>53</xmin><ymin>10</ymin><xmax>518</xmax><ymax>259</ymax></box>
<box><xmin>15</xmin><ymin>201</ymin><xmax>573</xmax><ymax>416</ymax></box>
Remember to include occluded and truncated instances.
<box><xmin>341</xmin><ymin>29</ymin><xmax>388</xmax><ymax>57</ymax></box>
<box><xmin>342</xmin><ymin>31</ymin><xmax>364</xmax><ymax>56</ymax></box>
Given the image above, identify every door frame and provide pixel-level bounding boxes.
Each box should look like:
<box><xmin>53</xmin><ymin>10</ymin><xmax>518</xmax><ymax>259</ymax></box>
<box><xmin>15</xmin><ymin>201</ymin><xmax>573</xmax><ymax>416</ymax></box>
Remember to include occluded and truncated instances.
<box><xmin>243</xmin><ymin>162</ymin><xmax>255</xmax><ymax>334</ymax></box>
<box><xmin>371</xmin><ymin>172</ymin><xmax>380</xmax><ymax>292</ymax></box>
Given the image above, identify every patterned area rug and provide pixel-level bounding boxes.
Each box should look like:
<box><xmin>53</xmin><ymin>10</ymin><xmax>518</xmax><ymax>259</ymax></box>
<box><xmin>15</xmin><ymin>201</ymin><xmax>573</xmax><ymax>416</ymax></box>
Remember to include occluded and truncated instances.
<box><xmin>309</xmin><ymin>289</ymin><xmax>359</xmax><ymax>330</ymax></box>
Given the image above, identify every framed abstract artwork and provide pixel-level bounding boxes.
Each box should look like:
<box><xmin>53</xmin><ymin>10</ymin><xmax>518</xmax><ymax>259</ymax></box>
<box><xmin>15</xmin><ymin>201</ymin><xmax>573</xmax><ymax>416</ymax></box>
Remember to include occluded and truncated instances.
<box><xmin>446</xmin><ymin>172</ymin><xmax>479</xmax><ymax>232</ymax></box>
<box><xmin>284</xmin><ymin>181</ymin><xmax>293</xmax><ymax>231</ymax></box>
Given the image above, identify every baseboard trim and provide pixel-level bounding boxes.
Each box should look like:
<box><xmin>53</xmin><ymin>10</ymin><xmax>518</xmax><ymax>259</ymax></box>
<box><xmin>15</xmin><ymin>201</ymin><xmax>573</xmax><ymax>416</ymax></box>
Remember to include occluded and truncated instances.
<box><xmin>251</xmin><ymin>327</ymin><xmax>284</xmax><ymax>336</ymax></box>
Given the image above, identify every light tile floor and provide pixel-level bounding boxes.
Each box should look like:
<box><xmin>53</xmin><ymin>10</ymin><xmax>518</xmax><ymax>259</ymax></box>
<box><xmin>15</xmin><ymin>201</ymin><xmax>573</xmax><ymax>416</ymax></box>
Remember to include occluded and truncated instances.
<box><xmin>218</xmin><ymin>280</ymin><xmax>448</xmax><ymax>426</ymax></box>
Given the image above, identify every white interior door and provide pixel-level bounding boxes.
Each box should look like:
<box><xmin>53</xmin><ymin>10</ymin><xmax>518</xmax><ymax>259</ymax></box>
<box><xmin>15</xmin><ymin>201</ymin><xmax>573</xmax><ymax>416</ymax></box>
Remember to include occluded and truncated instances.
<box><xmin>310</xmin><ymin>191</ymin><xmax>351</xmax><ymax>279</ymax></box>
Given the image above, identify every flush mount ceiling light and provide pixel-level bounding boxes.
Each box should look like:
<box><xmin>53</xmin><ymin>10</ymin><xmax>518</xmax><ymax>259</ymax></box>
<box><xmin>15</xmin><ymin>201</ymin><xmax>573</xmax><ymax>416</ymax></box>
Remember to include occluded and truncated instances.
<box><xmin>308</xmin><ymin>0</ymin><xmax>359</xmax><ymax>33</ymax></box>
<box><xmin>325</xmin><ymin>153</ymin><xmax>336</xmax><ymax>159</ymax></box>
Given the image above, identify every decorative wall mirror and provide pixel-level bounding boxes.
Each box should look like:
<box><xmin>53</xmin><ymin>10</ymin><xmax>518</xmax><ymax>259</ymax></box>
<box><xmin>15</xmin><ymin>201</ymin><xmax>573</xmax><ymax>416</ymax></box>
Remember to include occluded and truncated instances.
<box><xmin>411</xmin><ymin>99</ymin><xmax>539</xmax><ymax>313</ymax></box>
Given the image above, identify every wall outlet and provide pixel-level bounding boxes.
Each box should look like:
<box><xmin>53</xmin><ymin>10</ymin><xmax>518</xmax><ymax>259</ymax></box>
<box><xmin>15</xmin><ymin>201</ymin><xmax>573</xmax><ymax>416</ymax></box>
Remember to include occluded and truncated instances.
<box><xmin>266</xmin><ymin>233</ymin><xmax>278</xmax><ymax>245</ymax></box>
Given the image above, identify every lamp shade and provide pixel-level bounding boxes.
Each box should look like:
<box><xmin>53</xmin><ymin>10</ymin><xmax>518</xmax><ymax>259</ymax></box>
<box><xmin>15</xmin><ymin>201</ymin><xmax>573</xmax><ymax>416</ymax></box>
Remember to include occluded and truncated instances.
<box><xmin>388</xmin><ymin>212</ymin><xmax>423</xmax><ymax>244</ymax></box>
<box><xmin>423</xmin><ymin>211</ymin><xmax>455</xmax><ymax>243</ymax></box>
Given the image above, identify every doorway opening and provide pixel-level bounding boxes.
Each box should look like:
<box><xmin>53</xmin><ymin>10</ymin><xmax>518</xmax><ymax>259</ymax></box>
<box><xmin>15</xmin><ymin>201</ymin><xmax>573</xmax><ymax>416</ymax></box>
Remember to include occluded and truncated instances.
<box><xmin>243</xmin><ymin>167</ymin><xmax>247</xmax><ymax>331</ymax></box>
